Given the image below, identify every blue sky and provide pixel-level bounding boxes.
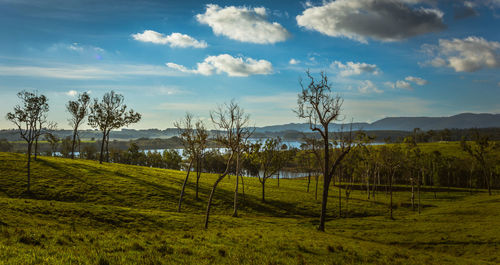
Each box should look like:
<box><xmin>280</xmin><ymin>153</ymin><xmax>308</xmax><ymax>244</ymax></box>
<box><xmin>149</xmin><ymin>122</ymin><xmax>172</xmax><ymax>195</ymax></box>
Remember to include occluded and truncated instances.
<box><xmin>1</xmin><ymin>0</ymin><xmax>499</xmax><ymax>129</ymax></box>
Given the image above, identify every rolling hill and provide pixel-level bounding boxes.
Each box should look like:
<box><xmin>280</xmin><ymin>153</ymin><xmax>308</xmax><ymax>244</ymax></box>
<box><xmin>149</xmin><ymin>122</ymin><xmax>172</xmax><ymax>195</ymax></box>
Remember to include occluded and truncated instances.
<box><xmin>1</xmin><ymin>152</ymin><xmax>499</xmax><ymax>264</ymax></box>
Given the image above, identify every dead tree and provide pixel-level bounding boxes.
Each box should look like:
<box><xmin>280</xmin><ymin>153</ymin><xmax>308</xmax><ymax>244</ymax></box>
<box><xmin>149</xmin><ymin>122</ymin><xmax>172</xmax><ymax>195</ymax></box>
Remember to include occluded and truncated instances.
<box><xmin>294</xmin><ymin>71</ymin><xmax>352</xmax><ymax>232</ymax></box>
<box><xmin>175</xmin><ymin>113</ymin><xmax>196</xmax><ymax>212</ymax></box>
<box><xmin>204</xmin><ymin>101</ymin><xmax>252</xmax><ymax>228</ymax></box>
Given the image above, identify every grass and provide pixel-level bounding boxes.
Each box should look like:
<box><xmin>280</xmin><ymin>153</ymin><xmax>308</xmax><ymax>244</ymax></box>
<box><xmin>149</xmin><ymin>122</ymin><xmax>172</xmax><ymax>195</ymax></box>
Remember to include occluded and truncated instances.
<box><xmin>0</xmin><ymin>152</ymin><xmax>499</xmax><ymax>264</ymax></box>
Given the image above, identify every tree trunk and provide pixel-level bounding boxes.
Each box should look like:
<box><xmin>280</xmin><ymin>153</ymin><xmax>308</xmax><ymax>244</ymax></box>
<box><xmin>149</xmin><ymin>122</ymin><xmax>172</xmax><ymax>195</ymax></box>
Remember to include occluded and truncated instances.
<box><xmin>240</xmin><ymin>174</ymin><xmax>245</xmax><ymax>202</ymax></box>
<box><xmin>105</xmin><ymin>131</ymin><xmax>110</xmax><ymax>163</ymax></box>
<box><xmin>277</xmin><ymin>172</ymin><xmax>280</xmax><ymax>187</ymax></box>
<box><xmin>318</xmin><ymin>136</ymin><xmax>330</xmax><ymax>232</ymax></box>
<box><xmin>34</xmin><ymin>137</ymin><xmax>39</xmax><ymax>160</ymax></box>
<box><xmin>26</xmin><ymin>143</ymin><xmax>32</xmax><ymax>192</ymax></box>
<box><xmin>232</xmin><ymin>151</ymin><xmax>240</xmax><ymax>217</ymax></box>
<box><xmin>71</xmin><ymin>127</ymin><xmax>78</xmax><ymax>159</ymax></box>
<box><xmin>204</xmin><ymin>172</ymin><xmax>229</xmax><ymax>229</ymax></box>
<box><xmin>99</xmin><ymin>131</ymin><xmax>106</xmax><ymax>164</ymax></box>
<box><xmin>261</xmin><ymin>180</ymin><xmax>266</xmax><ymax>202</ymax></box>
<box><xmin>318</xmin><ymin>176</ymin><xmax>331</xmax><ymax>231</ymax></box>
<box><xmin>315</xmin><ymin>175</ymin><xmax>319</xmax><ymax>200</ymax></box>
<box><xmin>177</xmin><ymin>160</ymin><xmax>193</xmax><ymax>212</ymax></box>
<box><xmin>307</xmin><ymin>173</ymin><xmax>311</xmax><ymax>193</ymax></box>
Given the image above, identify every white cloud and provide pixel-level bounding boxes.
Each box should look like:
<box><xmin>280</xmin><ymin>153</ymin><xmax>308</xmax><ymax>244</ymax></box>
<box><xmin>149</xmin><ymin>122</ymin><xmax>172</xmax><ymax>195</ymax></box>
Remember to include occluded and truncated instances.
<box><xmin>65</xmin><ymin>90</ymin><xmax>78</xmax><ymax>97</ymax></box>
<box><xmin>358</xmin><ymin>80</ymin><xmax>383</xmax><ymax>94</ymax></box>
<box><xmin>331</xmin><ymin>61</ymin><xmax>380</xmax><ymax>76</ymax></box>
<box><xmin>196</xmin><ymin>4</ymin><xmax>290</xmax><ymax>44</ymax></box>
<box><xmin>396</xmin><ymin>80</ymin><xmax>413</xmax><ymax>90</ymax></box>
<box><xmin>132</xmin><ymin>30</ymin><xmax>207</xmax><ymax>48</ymax></box>
<box><xmin>296</xmin><ymin>0</ymin><xmax>445</xmax><ymax>43</ymax></box>
<box><xmin>405</xmin><ymin>76</ymin><xmax>428</xmax><ymax>85</ymax></box>
<box><xmin>166</xmin><ymin>54</ymin><xmax>273</xmax><ymax>77</ymax></box>
<box><xmin>422</xmin><ymin>36</ymin><xmax>500</xmax><ymax>72</ymax></box>
<box><xmin>384</xmin><ymin>81</ymin><xmax>395</xmax><ymax>89</ymax></box>
<box><xmin>385</xmin><ymin>76</ymin><xmax>426</xmax><ymax>90</ymax></box>
<box><xmin>289</xmin><ymin>58</ymin><xmax>300</xmax><ymax>65</ymax></box>
<box><xmin>0</xmin><ymin>63</ymin><xmax>183</xmax><ymax>80</ymax></box>
<box><xmin>50</xmin><ymin>43</ymin><xmax>105</xmax><ymax>54</ymax></box>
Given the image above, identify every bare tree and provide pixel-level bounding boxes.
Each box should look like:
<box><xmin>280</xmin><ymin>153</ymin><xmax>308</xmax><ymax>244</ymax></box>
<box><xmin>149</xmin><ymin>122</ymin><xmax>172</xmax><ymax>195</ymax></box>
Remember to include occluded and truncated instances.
<box><xmin>294</xmin><ymin>71</ymin><xmax>352</xmax><ymax>231</ymax></box>
<box><xmin>88</xmin><ymin>91</ymin><xmax>141</xmax><ymax>164</ymax></box>
<box><xmin>204</xmin><ymin>100</ymin><xmax>252</xmax><ymax>228</ymax></box>
<box><xmin>175</xmin><ymin>113</ymin><xmax>208</xmax><ymax>212</ymax></box>
<box><xmin>66</xmin><ymin>92</ymin><xmax>90</xmax><ymax>159</ymax></box>
<box><xmin>194</xmin><ymin>120</ymin><xmax>208</xmax><ymax>200</ymax></box>
<box><xmin>6</xmin><ymin>90</ymin><xmax>49</xmax><ymax>192</ymax></box>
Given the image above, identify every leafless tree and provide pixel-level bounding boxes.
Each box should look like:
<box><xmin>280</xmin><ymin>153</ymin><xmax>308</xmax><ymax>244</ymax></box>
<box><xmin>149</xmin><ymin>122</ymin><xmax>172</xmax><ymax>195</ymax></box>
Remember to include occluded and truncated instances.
<box><xmin>66</xmin><ymin>92</ymin><xmax>90</xmax><ymax>159</ymax></box>
<box><xmin>204</xmin><ymin>100</ymin><xmax>252</xmax><ymax>228</ymax></box>
<box><xmin>6</xmin><ymin>90</ymin><xmax>49</xmax><ymax>192</ymax></box>
<box><xmin>294</xmin><ymin>71</ymin><xmax>352</xmax><ymax>232</ymax></box>
<box><xmin>175</xmin><ymin>113</ymin><xmax>196</xmax><ymax>212</ymax></box>
<box><xmin>175</xmin><ymin>113</ymin><xmax>208</xmax><ymax>211</ymax></box>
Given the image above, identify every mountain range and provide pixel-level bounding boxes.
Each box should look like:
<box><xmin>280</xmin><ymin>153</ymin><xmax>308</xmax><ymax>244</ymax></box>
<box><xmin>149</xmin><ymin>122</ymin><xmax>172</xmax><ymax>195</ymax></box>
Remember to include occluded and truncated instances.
<box><xmin>255</xmin><ymin>113</ymin><xmax>500</xmax><ymax>132</ymax></box>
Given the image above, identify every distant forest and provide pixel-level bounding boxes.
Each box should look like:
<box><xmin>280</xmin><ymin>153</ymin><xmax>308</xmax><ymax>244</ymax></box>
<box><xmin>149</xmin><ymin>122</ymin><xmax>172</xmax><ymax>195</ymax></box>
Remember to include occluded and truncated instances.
<box><xmin>1</xmin><ymin>127</ymin><xmax>499</xmax><ymax>153</ymax></box>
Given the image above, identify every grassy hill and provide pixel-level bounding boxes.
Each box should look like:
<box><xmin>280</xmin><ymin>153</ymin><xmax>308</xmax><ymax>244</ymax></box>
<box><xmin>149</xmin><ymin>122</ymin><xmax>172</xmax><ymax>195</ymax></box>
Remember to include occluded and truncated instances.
<box><xmin>0</xmin><ymin>152</ymin><xmax>499</xmax><ymax>264</ymax></box>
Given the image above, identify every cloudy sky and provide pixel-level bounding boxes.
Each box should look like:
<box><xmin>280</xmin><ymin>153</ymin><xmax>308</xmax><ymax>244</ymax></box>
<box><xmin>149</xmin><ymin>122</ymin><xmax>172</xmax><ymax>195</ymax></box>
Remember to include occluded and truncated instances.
<box><xmin>1</xmin><ymin>0</ymin><xmax>499</xmax><ymax>129</ymax></box>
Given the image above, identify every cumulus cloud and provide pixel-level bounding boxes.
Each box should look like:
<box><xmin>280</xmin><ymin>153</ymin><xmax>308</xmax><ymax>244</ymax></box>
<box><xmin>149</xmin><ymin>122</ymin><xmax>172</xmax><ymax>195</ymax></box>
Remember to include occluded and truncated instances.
<box><xmin>66</xmin><ymin>90</ymin><xmax>78</xmax><ymax>97</ymax></box>
<box><xmin>296</xmin><ymin>0</ymin><xmax>445</xmax><ymax>43</ymax></box>
<box><xmin>422</xmin><ymin>36</ymin><xmax>500</xmax><ymax>72</ymax></box>
<box><xmin>396</xmin><ymin>80</ymin><xmax>413</xmax><ymax>90</ymax></box>
<box><xmin>132</xmin><ymin>30</ymin><xmax>207</xmax><ymax>48</ymax></box>
<box><xmin>405</xmin><ymin>76</ymin><xmax>428</xmax><ymax>85</ymax></box>
<box><xmin>196</xmin><ymin>4</ymin><xmax>290</xmax><ymax>44</ymax></box>
<box><xmin>385</xmin><ymin>77</ymin><xmax>427</xmax><ymax>90</ymax></box>
<box><xmin>166</xmin><ymin>54</ymin><xmax>273</xmax><ymax>77</ymax></box>
<box><xmin>358</xmin><ymin>80</ymin><xmax>383</xmax><ymax>94</ymax></box>
<box><xmin>289</xmin><ymin>58</ymin><xmax>300</xmax><ymax>65</ymax></box>
<box><xmin>331</xmin><ymin>61</ymin><xmax>380</xmax><ymax>76</ymax></box>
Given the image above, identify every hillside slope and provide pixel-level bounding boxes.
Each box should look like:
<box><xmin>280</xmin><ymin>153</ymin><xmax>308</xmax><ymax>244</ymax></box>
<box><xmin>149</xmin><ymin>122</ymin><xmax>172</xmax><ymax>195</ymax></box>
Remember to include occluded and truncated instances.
<box><xmin>0</xmin><ymin>152</ymin><xmax>499</xmax><ymax>264</ymax></box>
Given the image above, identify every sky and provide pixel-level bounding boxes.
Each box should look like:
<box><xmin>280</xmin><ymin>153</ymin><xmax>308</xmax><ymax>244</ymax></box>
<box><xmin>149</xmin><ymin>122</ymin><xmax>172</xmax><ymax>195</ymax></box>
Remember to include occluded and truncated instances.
<box><xmin>0</xmin><ymin>0</ymin><xmax>499</xmax><ymax>130</ymax></box>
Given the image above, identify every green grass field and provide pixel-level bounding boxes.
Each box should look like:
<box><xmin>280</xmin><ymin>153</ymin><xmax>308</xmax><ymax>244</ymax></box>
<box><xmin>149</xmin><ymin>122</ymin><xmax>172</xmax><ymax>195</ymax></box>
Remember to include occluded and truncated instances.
<box><xmin>0</xmin><ymin>152</ymin><xmax>499</xmax><ymax>264</ymax></box>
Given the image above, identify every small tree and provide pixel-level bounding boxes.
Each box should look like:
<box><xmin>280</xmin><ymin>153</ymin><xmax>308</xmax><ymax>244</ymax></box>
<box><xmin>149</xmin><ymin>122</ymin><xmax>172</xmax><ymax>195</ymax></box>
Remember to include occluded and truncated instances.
<box><xmin>174</xmin><ymin>113</ymin><xmax>196</xmax><ymax>212</ymax></box>
<box><xmin>66</xmin><ymin>92</ymin><xmax>90</xmax><ymax>159</ymax></box>
<box><xmin>294</xmin><ymin>71</ymin><xmax>351</xmax><ymax>231</ymax></box>
<box><xmin>44</xmin><ymin>132</ymin><xmax>60</xmax><ymax>156</ymax></box>
<box><xmin>204</xmin><ymin>101</ymin><xmax>252</xmax><ymax>228</ymax></box>
<box><xmin>252</xmin><ymin>137</ymin><xmax>283</xmax><ymax>202</ymax></box>
<box><xmin>461</xmin><ymin>131</ymin><xmax>495</xmax><ymax>195</ymax></box>
<box><xmin>88</xmin><ymin>91</ymin><xmax>141</xmax><ymax>164</ymax></box>
<box><xmin>6</xmin><ymin>90</ymin><xmax>49</xmax><ymax>192</ymax></box>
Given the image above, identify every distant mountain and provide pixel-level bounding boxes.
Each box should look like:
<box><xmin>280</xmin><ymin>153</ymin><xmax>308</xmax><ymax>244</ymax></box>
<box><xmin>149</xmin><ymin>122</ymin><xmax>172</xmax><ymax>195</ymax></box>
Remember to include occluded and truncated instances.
<box><xmin>255</xmin><ymin>113</ymin><xmax>500</xmax><ymax>132</ymax></box>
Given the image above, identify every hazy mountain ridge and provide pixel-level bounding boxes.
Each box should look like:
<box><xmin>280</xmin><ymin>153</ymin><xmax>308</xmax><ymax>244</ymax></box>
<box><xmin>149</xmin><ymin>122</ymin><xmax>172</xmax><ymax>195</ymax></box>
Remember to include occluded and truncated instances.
<box><xmin>256</xmin><ymin>113</ymin><xmax>500</xmax><ymax>132</ymax></box>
